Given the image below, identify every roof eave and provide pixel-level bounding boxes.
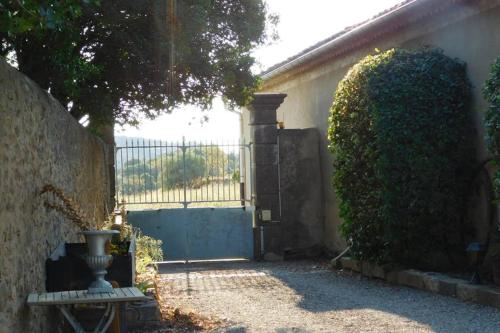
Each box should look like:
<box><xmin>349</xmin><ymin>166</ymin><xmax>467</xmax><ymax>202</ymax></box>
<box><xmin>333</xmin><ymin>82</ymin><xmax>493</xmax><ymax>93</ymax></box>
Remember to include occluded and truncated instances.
<box><xmin>260</xmin><ymin>0</ymin><xmax>463</xmax><ymax>82</ymax></box>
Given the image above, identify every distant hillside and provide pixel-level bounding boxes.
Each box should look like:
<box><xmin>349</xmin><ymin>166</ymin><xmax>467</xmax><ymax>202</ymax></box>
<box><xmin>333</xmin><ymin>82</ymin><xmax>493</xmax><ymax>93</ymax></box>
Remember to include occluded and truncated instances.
<box><xmin>115</xmin><ymin>136</ymin><xmax>165</xmax><ymax>147</ymax></box>
<box><xmin>115</xmin><ymin>136</ymin><xmax>175</xmax><ymax>169</ymax></box>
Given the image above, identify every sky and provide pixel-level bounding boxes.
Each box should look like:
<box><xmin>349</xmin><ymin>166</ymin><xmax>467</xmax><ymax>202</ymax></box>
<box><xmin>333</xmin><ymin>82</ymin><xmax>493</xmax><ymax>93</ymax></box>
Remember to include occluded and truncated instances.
<box><xmin>115</xmin><ymin>0</ymin><xmax>403</xmax><ymax>142</ymax></box>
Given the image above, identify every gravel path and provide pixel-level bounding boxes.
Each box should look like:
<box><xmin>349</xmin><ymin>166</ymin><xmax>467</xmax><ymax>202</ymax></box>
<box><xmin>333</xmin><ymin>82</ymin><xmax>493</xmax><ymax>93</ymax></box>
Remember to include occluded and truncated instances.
<box><xmin>156</xmin><ymin>260</ymin><xmax>500</xmax><ymax>332</ymax></box>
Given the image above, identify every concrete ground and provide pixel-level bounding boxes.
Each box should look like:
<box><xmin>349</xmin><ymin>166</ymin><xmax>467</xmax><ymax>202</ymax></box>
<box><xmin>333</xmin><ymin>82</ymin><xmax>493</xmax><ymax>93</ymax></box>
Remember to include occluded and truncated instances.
<box><xmin>156</xmin><ymin>260</ymin><xmax>500</xmax><ymax>333</ymax></box>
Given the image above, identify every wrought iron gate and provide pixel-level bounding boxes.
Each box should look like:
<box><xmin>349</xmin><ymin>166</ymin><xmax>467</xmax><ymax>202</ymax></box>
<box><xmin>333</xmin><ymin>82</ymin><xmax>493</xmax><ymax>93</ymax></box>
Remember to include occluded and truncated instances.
<box><xmin>115</xmin><ymin>137</ymin><xmax>251</xmax><ymax>209</ymax></box>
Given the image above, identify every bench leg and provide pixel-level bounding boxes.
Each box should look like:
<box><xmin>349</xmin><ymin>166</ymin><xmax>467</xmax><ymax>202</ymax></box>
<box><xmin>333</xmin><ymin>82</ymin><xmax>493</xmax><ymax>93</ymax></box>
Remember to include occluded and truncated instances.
<box><xmin>57</xmin><ymin>305</ymin><xmax>86</xmax><ymax>333</ymax></box>
<box><xmin>95</xmin><ymin>303</ymin><xmax>116</xmax><ymax>333</ymax></box>
<box><xmin>57</xmin><ymin>303</ymin><xmax>117</xmax><ymax>333</ymax></box>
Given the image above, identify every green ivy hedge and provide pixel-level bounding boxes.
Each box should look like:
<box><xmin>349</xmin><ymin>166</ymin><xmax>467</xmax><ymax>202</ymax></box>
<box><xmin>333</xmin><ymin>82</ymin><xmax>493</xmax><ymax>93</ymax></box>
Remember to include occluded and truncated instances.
<box><xmin>328</xmin><ymin>48</ymin><xmax>476</xmax><ymax>268</ymax></box>
<box><xmin>484</xmin><ymin>57</ymin><xmax>500</xmax><ymax>197</ymax></box>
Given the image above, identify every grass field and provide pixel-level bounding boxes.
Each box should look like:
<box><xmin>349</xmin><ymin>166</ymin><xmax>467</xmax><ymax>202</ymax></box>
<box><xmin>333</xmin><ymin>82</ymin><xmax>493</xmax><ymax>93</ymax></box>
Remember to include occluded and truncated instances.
<box><xmin>117</xmin><ymin>181</ymin><xmax>245</xmax><ymax>210</ymax></box>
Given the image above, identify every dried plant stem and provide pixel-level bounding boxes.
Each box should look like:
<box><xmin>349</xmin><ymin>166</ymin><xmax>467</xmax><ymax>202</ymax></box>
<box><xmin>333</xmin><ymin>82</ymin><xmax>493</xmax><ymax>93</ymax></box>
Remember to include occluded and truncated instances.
<box><xmin>40</xmin><ymin>184</ymin><xmax>95</xmax><ymax>230</ymax></box>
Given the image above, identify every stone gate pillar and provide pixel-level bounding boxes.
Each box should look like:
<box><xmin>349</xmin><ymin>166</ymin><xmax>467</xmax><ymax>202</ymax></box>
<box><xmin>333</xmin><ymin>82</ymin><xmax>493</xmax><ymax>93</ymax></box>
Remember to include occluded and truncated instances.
<box><xmin>247</xmin><ymin>93</ymin><xmax>286</xmax><ymax>260</ymax></box>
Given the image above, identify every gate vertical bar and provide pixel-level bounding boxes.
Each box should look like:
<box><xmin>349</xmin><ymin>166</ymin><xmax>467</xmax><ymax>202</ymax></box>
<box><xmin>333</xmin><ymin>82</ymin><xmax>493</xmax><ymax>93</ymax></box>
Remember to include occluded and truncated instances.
<box><xmin>222</xmin><ymin>140</ymin><xmax>225</xmax><ymax>201</ymax></box>
<box><xmin>148</xmin><ymin>139</ymin><xmax>153</xmax><ymax>203</ymax></box>
<box><xmin>240</xmin><ymin>138</ymin><xmax>245</xmax><ymax>206</ymax></box>
<box><xmin>153</xmin><ymin>139</ymin><xmax>158</xmax><ymax>203</ymax></box>
<box><xmin>160</xmin><ymin>140</ymin><xmax>164</xmax><ymax>202</ymax></box>
<box><xmin>178</xmin><ymin>140</ymin><xmax>181</xmax><ymax>203</ymax></box>
<box><xmin>120</xmin><ymin>145</ymin><xmax>124</xmax><ymax>205</ymax></box>
<box><xmin>142</xmin><ymin>139</ymin><xmax>147</xmax><ymax>203</ymax></box>
<box><xmin>211</xmin><ymin>140</ymin><xmax>214</xmax><ymax>202</ymax></box>
<box><xmin>216</xmin><ymin>139</ymin><xmax>220</xmax><ymax>201</ymax></box>
<box><xmin>204</xmin><ymin>141</ymin><xmax>208</xmax><ymax>202</ymax></box>
<box><xmin>182</xmin><ymin>136</ymin><xmax>188</xmax><ymax>208</ymax></box>
<box><xmin>131</xmin><ymin>139</ymin><xmax>136</xmax><ymax>204</ymax></box>
<box><xmin>115</xmin><ymin>146</ymin><xmax>120</xmax><ymax>205</ymax></box>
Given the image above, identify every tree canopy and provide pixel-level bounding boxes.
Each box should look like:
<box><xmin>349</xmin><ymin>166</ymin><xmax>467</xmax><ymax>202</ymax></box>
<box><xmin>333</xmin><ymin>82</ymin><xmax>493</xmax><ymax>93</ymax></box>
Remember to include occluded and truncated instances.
<box><xmin>0</xmin><ymin>0</ymin><xmax>276</xmax><ymax>128</ymax></box>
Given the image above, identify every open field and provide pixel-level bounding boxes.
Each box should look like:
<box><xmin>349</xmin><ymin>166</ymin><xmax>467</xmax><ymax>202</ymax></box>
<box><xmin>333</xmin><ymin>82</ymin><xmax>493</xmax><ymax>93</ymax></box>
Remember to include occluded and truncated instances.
<box><xmin>117</xmin><ymin>181</ymin><xmax>245</xmax><ymax>210</ymax></box>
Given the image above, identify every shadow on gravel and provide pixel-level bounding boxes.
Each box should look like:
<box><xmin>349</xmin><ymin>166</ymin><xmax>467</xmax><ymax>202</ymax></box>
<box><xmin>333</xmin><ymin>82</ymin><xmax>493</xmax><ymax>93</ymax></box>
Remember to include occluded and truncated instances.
<box><xmin>157</xmin><ymin>260</ymin><xmax>500</xmax><ymax>332</ymax></box>
<box><xmin>222</xmin><ymin>327</ymin><xmax>312</xmax><ymax>332</ymax></box>
<box><xmin>223</xmin><ymin>327</ymin><xmax>247</xmax><ymax>332</ymax></box>
<box><xmin>267</xmin><ymin>264</ymin><xmax>500</xmax><ymax>332</ymax></box>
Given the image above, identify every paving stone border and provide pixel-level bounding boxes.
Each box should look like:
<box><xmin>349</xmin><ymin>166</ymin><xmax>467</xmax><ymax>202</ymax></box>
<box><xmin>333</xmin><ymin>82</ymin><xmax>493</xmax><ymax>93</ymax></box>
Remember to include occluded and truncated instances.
<box><xmin>332</xmin><ymin>257</ymin><xmax>500</xmax><ymax>309</ymax></box>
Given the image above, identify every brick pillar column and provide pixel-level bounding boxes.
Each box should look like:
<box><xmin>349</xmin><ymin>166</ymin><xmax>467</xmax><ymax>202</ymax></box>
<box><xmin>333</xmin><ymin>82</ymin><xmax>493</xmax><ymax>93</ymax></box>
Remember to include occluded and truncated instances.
<box><xmin>247</xmin><ymin>93</ymin><xmax>286</xmax><ymax>260</ymax></box>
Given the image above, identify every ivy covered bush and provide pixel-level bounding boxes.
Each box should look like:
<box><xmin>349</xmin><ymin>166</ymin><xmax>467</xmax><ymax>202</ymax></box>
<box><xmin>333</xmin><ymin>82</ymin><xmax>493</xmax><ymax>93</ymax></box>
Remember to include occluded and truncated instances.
<box><xmin>484</xmin><ymin>57</ymin><xmax>500</xmax><ymax>197</ymax></box>
<box><xmin>328</xmin><ymin>48</ymin><xmax>476</xmax><ymax>268</ymax></box>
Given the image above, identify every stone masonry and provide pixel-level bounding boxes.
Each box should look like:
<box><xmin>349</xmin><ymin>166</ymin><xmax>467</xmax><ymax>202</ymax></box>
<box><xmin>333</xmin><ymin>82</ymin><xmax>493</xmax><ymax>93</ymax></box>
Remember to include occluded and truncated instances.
<box><xmin>278</xmin><ymin>129</ymin><xmax>323</xmax><ymax>255</ymax></box>
<box><xmin>247</xmin><ymin>93</ymin><xmax>286</xmax><ymax>258</ymax></box>
<box><xmin>0</xmin><ymin>59</ymin><xmax>111</xmax><ymax>332</ymax></box>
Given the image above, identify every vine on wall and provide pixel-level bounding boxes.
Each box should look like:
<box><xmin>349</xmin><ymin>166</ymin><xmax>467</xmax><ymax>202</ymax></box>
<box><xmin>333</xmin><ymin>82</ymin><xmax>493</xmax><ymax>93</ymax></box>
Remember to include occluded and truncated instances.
<box><xmin>484</xmin><ymin>57</ymin><xmax>500</xmax><ymax>199</ymax></box>
<box><xmin>328</xmin><ymin>48</ymin><xmax>476</xmax><ymax>268</ymax></box>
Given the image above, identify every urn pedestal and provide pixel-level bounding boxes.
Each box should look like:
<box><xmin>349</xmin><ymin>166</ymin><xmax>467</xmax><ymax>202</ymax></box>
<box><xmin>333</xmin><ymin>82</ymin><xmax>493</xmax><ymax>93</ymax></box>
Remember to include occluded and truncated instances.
<box><xmin>80</xmin><ymin>230</ymin><xmax>120</xmax><ymax>293</ymax></box>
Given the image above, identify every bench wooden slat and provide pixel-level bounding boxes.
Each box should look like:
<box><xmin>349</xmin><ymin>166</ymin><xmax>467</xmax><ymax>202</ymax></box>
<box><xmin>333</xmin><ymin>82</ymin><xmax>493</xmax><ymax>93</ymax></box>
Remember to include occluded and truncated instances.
<box><xmin>76</xmin><ymin>290</ymin><xmax>86</xmax><ymax>300</ymax></box>
<box><xmin>130</xmin><ymin>287</ymin><xmax>144</xmax><ymax>298</ymax></box>
<box><xmin>121</xmin><ymin>288</ymin><xmax>131</xmax><ymax>297</ymax></box>
<box><xmin>114</xmin><ymin>288</ymin><xmax>126</xmax><ymax>298</ymax></box>
<box><xmin>27</xmin><ymin>293</ymin><xmax>38</xmax><ymax>305</ymax></box>
<box><xmin>27</xmin><ymin>287</ymin><xmax>147</xmax><ymax>306</ymax></box>
<box><xmin>123</xmin><ymin>287</ymin><xmax>135</xmax><ymax>297</ymax></box>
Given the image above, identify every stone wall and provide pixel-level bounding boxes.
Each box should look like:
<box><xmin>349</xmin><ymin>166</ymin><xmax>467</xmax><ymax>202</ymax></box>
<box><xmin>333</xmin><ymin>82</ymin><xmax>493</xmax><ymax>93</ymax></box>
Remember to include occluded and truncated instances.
<box><xmin>278</xmin><ymin>129</ymin><xmax>323</xmax><ymax>256</ymax></box>
<box><xmin>0</xmin><ymin>59</ymin><xmax>111</xmax><ymax>332</ymax></box>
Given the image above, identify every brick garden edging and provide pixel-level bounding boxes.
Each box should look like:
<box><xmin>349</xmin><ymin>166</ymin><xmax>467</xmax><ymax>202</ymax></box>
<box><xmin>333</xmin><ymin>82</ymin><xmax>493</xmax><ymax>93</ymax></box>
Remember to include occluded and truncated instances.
<box><xmin>332</xmin><ymin>257</ymin><xmax>500</xmax><ymax>309</ymax></box>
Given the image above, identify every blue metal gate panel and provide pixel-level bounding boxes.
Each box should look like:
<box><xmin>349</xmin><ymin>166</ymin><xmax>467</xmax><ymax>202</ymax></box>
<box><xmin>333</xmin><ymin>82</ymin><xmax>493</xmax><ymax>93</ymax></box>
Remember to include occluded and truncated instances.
<box><xmin>127</xmin><ymin>207</ymin><xmax>253</xmax><ymax>261</ymax></box>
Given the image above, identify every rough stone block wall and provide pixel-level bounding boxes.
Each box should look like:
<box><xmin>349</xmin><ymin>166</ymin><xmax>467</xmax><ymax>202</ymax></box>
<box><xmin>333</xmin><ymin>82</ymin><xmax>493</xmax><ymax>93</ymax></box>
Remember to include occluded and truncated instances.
<box><xmin>0</xmin><ymin>59</ymin><xmax>111</xmax><ymax>332</ymax></box>
<box><xmin>278</xmin><ymin>128</ymin><xmax>323</xmax><ymax>254</ymax></box>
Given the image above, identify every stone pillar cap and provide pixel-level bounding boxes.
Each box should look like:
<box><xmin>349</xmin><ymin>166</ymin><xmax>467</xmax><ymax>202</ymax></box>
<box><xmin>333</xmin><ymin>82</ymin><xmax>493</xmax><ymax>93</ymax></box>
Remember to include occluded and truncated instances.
<box><xmin>248</xmin><ymin>93</ymin><xmax>287</xmax><ymax>111</ymax></box>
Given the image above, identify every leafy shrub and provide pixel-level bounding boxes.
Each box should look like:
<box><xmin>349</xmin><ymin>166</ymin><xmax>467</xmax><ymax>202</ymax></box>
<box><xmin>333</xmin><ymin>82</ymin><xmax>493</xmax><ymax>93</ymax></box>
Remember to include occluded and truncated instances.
<box><xmin>135</xmin><ymin>231</ymin><xmax>164</xmax><ymax>275</ymax></box>
<box><xmin>328</xmin><ymin>48</ymin><xmax>476</xmax><ymax>267</ymax></box>
<box><xmin>232</xmin><ymin>170</ymin><xmax>241</xmax><ymax>183</ymax></box>
<box><xmin>483</xmin><ymin>57</ymin><xmax>500</xmax><ymax>197</ymax></box>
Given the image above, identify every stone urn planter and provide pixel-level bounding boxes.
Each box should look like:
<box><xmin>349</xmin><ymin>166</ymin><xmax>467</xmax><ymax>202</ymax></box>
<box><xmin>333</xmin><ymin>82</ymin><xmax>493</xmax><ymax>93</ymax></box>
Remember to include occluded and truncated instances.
<box><xmin>40</xmin><ymin>185</ymin><xmax>136</xmax><ymax>291</ymax></box>
<box><xmin>80</xmin><ymin>230</ymin><xmax>120</xmax><ymax>293</ymax></box>
<box><xmin>45</xmin><ymin>238</ymin><xmax>135</xmax><ymax>292</ymax></box>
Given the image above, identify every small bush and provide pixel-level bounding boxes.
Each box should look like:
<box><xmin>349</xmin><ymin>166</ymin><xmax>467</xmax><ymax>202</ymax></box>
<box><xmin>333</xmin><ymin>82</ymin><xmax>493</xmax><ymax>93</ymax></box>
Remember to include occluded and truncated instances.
<box><xmin>135</xmin><ymin>231</ymin><xmax>164</xmax><ymax>275</ymax></box>
<box><xmin>328</xmin><ymin>48</ymin><xmax>476</xmax><ymax>268</ymax></box>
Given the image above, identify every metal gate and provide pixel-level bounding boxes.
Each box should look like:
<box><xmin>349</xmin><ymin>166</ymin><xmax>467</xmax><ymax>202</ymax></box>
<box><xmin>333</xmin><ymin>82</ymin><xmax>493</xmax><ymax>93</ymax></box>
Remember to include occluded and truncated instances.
<box><xmin>115</xmin><ymin>138</ymin><xmax>254</xmax><ymax>261</ymax></box>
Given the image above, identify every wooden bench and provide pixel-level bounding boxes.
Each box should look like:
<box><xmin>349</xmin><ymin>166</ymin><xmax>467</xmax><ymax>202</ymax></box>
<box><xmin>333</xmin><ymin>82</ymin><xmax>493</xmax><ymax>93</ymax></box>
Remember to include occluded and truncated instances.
<box><xmin>27</xmin><ymin>287</ymin><xmax>148</xmax><ymax>333</ymax></box>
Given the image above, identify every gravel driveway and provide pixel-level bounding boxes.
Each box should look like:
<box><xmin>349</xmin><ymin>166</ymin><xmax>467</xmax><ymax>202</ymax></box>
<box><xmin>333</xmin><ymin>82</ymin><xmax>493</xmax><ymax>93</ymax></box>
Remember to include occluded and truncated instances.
<box><xmin>156</xmin><ymin>260</ymin><xmax>500</xmax><ymax>332</ymax></box>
